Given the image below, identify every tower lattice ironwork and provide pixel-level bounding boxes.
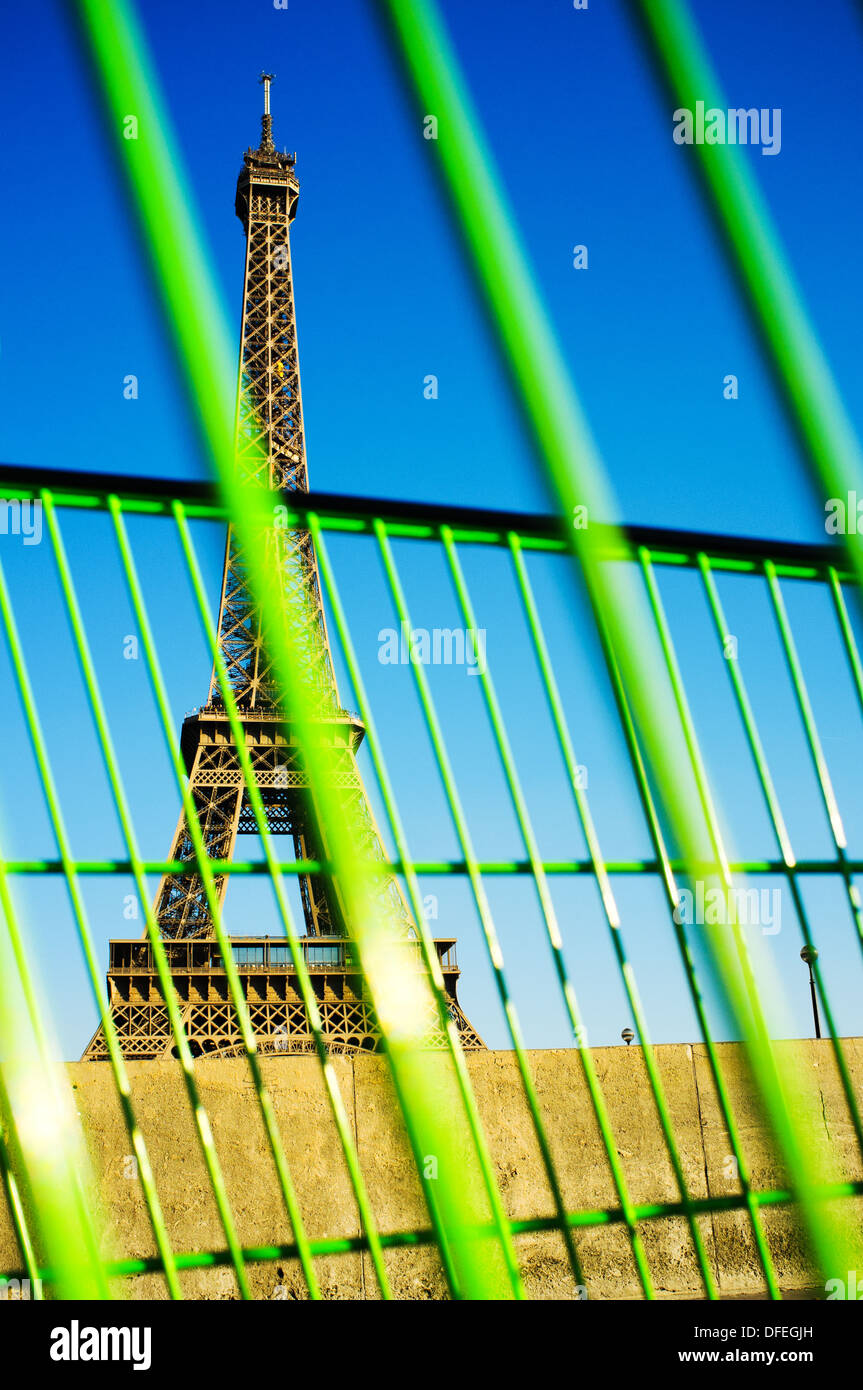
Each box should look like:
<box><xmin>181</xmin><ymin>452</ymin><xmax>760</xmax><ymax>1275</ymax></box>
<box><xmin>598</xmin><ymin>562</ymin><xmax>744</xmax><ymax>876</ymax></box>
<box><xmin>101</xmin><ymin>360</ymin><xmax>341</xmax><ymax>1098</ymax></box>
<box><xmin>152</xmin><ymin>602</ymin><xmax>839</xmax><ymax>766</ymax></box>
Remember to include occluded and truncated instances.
<box><xmin>84</xmin><ymin>76</ymin><xmax>483</xmax><ymax>1060</ymax></box>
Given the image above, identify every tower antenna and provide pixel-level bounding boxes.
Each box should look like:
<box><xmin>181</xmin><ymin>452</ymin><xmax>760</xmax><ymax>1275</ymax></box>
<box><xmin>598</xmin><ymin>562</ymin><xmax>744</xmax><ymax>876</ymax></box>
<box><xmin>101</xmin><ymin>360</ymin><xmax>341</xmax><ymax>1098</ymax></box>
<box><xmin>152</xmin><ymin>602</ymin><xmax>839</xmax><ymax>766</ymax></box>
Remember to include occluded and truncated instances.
<box><xmin>258</xmin><ymin>71</ymin><xmax>276</xmax><ymax>151</ymax></box>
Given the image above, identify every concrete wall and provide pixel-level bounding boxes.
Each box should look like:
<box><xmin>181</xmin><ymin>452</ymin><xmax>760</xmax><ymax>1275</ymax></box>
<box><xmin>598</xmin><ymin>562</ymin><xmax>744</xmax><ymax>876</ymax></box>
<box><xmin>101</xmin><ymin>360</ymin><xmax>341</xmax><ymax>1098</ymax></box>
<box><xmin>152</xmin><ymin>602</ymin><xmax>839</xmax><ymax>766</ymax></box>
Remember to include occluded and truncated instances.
<box><xmin>2</xmin><ymin>1040</ymin><xmax>862</xmax><ymax>1299</ymax></box>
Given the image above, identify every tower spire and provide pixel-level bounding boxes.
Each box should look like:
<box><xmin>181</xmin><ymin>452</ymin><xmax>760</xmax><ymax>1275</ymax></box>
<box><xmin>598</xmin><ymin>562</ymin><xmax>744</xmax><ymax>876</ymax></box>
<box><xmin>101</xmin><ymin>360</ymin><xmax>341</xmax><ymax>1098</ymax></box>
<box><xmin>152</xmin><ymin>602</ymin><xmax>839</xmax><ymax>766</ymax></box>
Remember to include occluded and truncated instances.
<box><xmin>258</xmin><ymin>71</ymin><xmax>276</xmax><ymax>153</ymax></box>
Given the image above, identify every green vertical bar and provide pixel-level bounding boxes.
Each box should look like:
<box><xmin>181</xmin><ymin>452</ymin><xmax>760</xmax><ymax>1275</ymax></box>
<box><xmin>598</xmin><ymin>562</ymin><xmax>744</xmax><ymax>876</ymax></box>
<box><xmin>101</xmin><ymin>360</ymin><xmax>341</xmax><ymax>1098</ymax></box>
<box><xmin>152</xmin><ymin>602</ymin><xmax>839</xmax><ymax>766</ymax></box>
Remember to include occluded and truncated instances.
<box><xmin>640</xmin><ymin>547</ymin><xmax>856</xmax><ymax>1282</ymax></box>
<box><xmin>828</xmin><ymin>568</ymin><xmax>863</xmax><ymax>719</ymax></box>
<box><xmin>508</xmin><ymin>532</ymin><xmax>717</xmax><ymax>1297</ymax></box>
<box><xmin>41</xmin><ymin>491</ymin><xmax>252</xmax><ymax>1300</ymax></box>
<box><xmin>310</xmin><ymin>512</ymin><xmax>580</xmax><ymax>1290</ymax></box>
<box><xmin>172</xmin><ymin>502</ymin><xmax>394</xmax><ymax>1301</ymax></box>
<box><xmin>397</xmin><ymin>520</ymin><xmax>655</xmax><ymax>1296</ymax></box>
<box><xmin>0</xmin><ymin>544</ymin><xmax>183</xmax><ymax>1298</ymax></box>
<box><xmin>577</xmin><ymin>567</ymin><xmax>781</xmax><ymax>1294</ymax></box>
<box><xmin>107</xmin><ymin>496</ymin><xmax>319</xmax><ymax>1299</ymax></box>
<box><xmin>764</xmin><ymin>561</ymin><xmax>863</xmax><ymax>954</ymax></box>
<box><xmin>0</xmin><ymin>1102</ymin><xmax>43</xmax><ymax>1295</ymax></box>
<box><xmin>699</xmin><ymin>553</ymin><xmax>863</xmax><ymax>1168</ymax></box>
<box><xmin>0</xmin><ymin>866</ymin><xmax>109</xmax><ymax>1299</ymax></box>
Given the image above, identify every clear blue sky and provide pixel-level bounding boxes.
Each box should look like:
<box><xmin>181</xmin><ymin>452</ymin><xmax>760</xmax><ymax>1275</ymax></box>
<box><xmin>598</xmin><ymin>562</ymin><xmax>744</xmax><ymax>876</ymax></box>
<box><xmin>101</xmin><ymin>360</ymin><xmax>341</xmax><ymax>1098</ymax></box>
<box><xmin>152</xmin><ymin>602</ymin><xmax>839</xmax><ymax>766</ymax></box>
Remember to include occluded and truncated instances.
<box><xmin>1</xmin><ymin>0</ymin><xmax>862</xmax><ymax>1057</ymax></box>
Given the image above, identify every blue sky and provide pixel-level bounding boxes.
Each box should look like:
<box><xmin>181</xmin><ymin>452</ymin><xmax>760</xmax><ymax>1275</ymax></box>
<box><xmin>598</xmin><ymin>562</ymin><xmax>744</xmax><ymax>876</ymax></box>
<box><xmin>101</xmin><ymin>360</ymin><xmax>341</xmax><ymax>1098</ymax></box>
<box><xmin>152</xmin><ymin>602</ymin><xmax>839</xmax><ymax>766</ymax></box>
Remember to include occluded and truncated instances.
<box><xmin>1</xmin><ymin>0</ymin><xmax>863</xmax><ymax>1058</ymax></box>
<box><xmin>4</xmin><ymin>0</ymin><xmax>862</xmax><ymax>534</ymax></box>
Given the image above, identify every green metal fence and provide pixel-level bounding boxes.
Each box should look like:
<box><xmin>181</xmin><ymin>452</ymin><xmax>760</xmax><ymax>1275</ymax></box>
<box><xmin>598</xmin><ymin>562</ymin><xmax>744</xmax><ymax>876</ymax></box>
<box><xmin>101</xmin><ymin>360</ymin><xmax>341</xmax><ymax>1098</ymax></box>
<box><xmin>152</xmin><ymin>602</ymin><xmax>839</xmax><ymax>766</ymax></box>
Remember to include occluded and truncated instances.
<box><xmin>0</xmin><ymin>472</ymin><xmax>862</xmax><ymax>1300</ymax></box>
<box><xmin>0</xmin><ymin>0</ymin><xmax>862</xmax><ymax>1300</ymax></box>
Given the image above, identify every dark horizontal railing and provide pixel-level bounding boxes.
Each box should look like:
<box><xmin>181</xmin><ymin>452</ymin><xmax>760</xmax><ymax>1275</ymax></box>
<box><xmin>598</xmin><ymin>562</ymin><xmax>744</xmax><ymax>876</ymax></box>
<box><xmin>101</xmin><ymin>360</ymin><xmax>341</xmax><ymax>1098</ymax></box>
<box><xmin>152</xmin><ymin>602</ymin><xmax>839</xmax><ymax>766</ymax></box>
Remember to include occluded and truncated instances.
<box><xmin>0</xmin><ymin>459</ymin><xmax>851</xmax><ymax>574</ymax></box>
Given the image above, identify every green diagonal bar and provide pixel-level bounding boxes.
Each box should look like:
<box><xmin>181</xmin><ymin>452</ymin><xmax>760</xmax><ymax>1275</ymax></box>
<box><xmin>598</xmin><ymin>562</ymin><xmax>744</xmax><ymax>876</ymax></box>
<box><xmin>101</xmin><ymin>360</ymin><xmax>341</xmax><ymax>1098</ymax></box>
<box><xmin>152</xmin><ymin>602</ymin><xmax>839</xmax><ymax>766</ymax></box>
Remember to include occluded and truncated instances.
<box><xmin>172</xmin><ymin>501</ymin><xmax>394</xmax><ymax>1300</ymax></box>
<box><xmin>106</xmin><ymin>496</ymin><xmax>320</xmax><ymax>1299</ymax></box>
<box><xmin>41</xmin><ymin>490</ymin><xmax>252</xmax><ymax>1299</ymax></box>
<box><xmin>311</xmin><ymin>512</ymin><xmax>586</xmax><ymax>1289</ymax></box>
<box><xmin>632</xmin><ymin>0</ymin><xmax>863</xmax><ymax>591</ymax></box>
<box><xmin>508</xmin><ymin>532</ymin><xmax>717</xmax><ymax>1297</ymax></box>
<box><xmin>0</xmin><ymin>862</ymin><xmax>108</xmax><ymax>1299</ymax></box>
<box><xmin>378</xmin><ymin>0</ymin><xmax>856</xmax><ymax>1286</ymax></box>
<box><xmin>699</xmin><ymin>553</ymin><xmax>863</xmax><ymax>1170</ymax></box>
<box><xmin>73</xmin><ymin>0</ymin><xmax>525</xmax><ymax>1299</ymax></box>
<box><xmin>0</xmin><ymin>544</ymin><xmax>183</xmax><ymax>1299</ymax></box>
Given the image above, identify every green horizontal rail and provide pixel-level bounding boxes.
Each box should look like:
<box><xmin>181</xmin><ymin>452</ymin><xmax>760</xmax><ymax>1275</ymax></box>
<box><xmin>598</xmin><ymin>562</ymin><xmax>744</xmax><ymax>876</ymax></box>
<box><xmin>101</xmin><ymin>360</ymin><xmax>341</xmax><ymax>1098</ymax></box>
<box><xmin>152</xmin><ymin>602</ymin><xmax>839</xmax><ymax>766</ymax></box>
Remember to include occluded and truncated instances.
<box><xmin>2</xmin><ymin>858</ymin><xmax>862</xmax><ymax>877</ymax></box>
<box><xmin>6</xmin><ymin>1176</ymin><xmax>863</xmax><ymax>1291</ymax></box>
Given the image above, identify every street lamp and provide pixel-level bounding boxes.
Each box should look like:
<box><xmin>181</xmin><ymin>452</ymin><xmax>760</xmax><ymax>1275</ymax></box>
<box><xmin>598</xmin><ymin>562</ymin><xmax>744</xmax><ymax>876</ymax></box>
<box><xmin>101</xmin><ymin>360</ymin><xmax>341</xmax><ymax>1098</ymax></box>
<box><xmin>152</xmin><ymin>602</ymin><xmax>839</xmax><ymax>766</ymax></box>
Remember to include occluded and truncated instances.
<box><xmin>621</xmin><ymin>1028</ymin><xmax>635</xmax><ymax>1046</ymax></box>
<box><xmin>800</xmin><ymin>946</ymin><xmax>822</xmax><ymax>1040</ymax></box>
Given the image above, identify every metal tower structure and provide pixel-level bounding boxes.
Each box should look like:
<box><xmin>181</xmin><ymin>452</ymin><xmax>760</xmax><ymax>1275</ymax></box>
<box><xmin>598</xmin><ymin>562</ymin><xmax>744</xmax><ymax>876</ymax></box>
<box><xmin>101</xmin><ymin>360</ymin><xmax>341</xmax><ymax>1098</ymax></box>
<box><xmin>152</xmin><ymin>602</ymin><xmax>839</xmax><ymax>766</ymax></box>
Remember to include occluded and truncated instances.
<box><xmin>84</xmin><ymin>76</ymin><xmax>482</xmax><ymax>1060</ymax></box>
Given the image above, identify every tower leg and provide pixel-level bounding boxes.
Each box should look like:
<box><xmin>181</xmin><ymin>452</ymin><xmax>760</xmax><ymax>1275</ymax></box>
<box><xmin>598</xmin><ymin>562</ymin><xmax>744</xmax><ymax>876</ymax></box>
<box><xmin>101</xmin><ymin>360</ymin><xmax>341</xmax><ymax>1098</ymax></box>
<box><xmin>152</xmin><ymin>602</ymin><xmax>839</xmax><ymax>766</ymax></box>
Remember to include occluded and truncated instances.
<box><xmin>153</xmin><ymin>744</ymin><xmax>245</xmax><ymax>941</ymax></box>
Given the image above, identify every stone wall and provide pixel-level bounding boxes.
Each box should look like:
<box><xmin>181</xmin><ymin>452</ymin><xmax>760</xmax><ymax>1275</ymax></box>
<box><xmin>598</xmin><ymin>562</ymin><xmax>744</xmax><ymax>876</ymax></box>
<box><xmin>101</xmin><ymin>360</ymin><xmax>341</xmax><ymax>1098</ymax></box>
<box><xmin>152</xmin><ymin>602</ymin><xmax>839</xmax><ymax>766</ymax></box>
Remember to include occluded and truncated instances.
<box><xmin>2</xmin><ymin>1040</ymin><xmax>862</xmax><ymax>1298</ymax></box>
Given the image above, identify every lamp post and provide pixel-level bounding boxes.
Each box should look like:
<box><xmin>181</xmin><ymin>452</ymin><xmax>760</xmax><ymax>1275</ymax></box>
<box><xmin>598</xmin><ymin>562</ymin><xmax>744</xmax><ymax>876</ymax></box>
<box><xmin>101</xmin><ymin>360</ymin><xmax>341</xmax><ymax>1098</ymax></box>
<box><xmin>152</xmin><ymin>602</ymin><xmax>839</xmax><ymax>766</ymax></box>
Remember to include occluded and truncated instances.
<box><xmin>621</xmin><ymin>1028</ymin><xmax>634</xmax><ymax>1046</ymax></box>
<box><xmin>800</xmin><ymin>946</ymin><xmax>822</xmax><ymax>1040</ymax></box>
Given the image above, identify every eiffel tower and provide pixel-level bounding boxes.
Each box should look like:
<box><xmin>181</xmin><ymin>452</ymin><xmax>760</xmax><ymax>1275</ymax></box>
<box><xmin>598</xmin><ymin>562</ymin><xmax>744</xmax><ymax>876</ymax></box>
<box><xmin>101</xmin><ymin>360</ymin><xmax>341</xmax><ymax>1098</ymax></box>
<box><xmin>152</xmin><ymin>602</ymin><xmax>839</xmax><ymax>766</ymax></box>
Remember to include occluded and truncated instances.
<box><xmin>83</xmin><ymin>76</ymin><xmax>483</xmax><ymax>1060</ymax></box>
